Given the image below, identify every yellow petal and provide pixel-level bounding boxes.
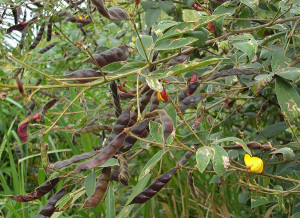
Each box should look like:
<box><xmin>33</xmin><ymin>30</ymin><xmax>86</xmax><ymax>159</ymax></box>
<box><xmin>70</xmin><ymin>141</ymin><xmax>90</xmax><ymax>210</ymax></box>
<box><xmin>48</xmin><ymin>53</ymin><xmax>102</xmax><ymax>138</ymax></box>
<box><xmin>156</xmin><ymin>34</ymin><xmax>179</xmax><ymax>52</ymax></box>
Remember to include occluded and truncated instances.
<box><xmin>244</xmin><ymin>154</ymin><xmax>263</xmax><ymax>173</ymax></box>
<box><xmin>244</xmin><ymin>154</ymin><xmax>251</xmax><ymax>169</ymax></box>
<box><xmin>156</xmin><ymin>92</ymin><xmax>165</xmax><ymax>102</ymax></box>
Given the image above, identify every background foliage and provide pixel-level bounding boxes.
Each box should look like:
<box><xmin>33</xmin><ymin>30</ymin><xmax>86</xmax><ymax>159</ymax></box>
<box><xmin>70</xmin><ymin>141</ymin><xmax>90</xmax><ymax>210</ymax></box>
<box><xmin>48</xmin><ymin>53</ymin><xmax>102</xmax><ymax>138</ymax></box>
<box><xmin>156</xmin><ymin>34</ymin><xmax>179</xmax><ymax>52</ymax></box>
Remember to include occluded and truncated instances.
<box><xmin>0</xmin><ymin>0</ymin><xmax>300</xmax><ymax>217</ymax></box>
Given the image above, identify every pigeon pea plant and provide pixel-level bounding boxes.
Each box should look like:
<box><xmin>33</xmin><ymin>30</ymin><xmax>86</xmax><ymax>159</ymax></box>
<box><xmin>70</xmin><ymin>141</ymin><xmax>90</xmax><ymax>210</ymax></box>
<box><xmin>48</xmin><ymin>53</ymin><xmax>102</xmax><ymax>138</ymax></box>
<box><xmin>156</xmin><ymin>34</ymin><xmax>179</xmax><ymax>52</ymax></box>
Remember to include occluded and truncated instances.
<box><xmin>0</xmin><ymin>0</ymin><xmax>300</xmax><ymax>217</ymax></box>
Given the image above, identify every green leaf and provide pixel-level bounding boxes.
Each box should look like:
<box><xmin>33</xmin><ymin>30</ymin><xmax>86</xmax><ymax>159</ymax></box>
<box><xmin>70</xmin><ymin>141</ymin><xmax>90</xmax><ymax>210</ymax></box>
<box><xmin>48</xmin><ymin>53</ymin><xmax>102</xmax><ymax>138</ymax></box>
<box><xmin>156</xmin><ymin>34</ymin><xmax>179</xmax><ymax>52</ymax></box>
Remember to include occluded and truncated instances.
<box><xmin>85</xmin><ymin>171</ymin><xmax>96</xmax><ymax>197</ymax></box>
<box><xmin>212</xmin><ymin>137</ymin><xmax>251</xmax><ymax>155</ymax></box>
<box><xmin>275</xmin><ymin>67</ymin><xmax>300</xmax><ymax>82</ymax></box>
<box><xmin>152</xmin><ymin>21</ymin><xmax>178</xmax><ymax>37</ymax></box>
<box><xmin>106</xmin><ymin>186</ymin><xmax>115</xmax><ymax>218</ymax></box>
<box><xmin>139</xmin><ymin>148</ymin><xmax>168</xmax><ymax>180</ymax></box>
<box><xmin>271</xmin><ymin>48</ymin><xmax>289</xmax><ymax>71</ymax></box>
<box><xmin>102</xmin><ymin>62</ymin><xmax>123</xmax><ymax>72</ymax></box>
<box><xmin>229</xmin><ymin>34</ymin><xmax>258</xmax><ymax>62</ymax></box>
<box><xmin>291</xmin><ymin>212</ymin><xmax>300</xmax><ymax>218</ymax></box>
<box><xmin>136</xmin><ymin>35</ymin><xmax>154</xmax><ymax>60</ymax></box>
<box><xmin>262</xmin><ymin>122</ymin><xmax>289</xmax><ymax>138</ymax></box>
<box><xmin>146</xmin><ymin>77</ymin><xmax>163</xmax><ymax>92</ymax></box>
<box><xmin>101</xmin><ymin>158</ymin><xmax>119</xmax><ymax>167</ymax></box>
<box><xmin>270</xmin><ymin>147</ymin><xmax>295</xmax><ymax>160</ymax></box>
<box><xmin>56</xmin><ymin>194</ymin><xmax>71</xmax><ymax>210</ymax></box>
<box><xmin>112</xmin><ymin>62</ymin><xmax>147</xmax><ymax>76</ymax></box>
<box><xmin>196</xmin><ymin>146</ymin><xmax>212</xmax><ymax>173</ymax></box>
<box><xmin>213</xmin><ymin>3</ymin><xmax>237</xmax><ymax>16</ymax></box>
<box><xmin>150</xmin><ymin>120</ymin><xmax>164</xmax><ymax>143</ymax></box>
<box><xmin>157</xmin><ymin>22</ymin><xmax>195</xmax><ymax>42</ymax></box>
<box><xmin>240</xmin><ymin>0</ymin><xmax>259</xmax><ymax>10</ymax></box>
<box><xmin>211</xmin><ymin>145</ymin><xmax>229</xmax><ymax>176</ymax></box>
<box><xmin>154</xmin><ymin>37</ymin><xmax>198</xmax><ymax>51</ymax></box>
<box><xmin>158</xmin><ymin>1</ymin><xmax>175</xmax><ymax>15</ymax></box>
<box><xmin>181</xmin><ymin>131</ymin><xmax>209</xmax><ymax>144</ymax></box>
<box><xmin>117</xmin><ymin>174</ymin><xmax>152</xmax><ymax>217</ymax></box>
<box><xmin>251</xmin><ymin>196</ymin><xmax>277</xmax><ymax>208</ymax></box>
<box><xmin>165</xmin><ymin>104</ymin><xmax>177</xmax><ymax>128</ymax></box>
<box><xmin>275</xmin><ymin>77</ymin><xmax>300</xmax><ymax>120</ymax></box>
<box><xmin>145</xmin><ymin>8</ymin><xmax>161</xmax><ymax>27</ymax></box>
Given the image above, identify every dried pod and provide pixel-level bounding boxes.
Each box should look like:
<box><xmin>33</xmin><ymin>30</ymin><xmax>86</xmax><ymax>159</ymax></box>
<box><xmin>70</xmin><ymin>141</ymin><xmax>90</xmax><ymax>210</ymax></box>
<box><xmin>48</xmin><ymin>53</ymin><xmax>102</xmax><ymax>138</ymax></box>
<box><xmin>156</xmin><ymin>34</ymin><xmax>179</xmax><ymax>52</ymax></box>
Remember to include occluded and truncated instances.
<box><xmin>92</xmin><ymin>0</ymin><xmax>129</xmax><ymax>21</ymax></box>
<box><xmin>86</xmin><ymin>45</ymin><xmax>131</xmax><ymax>67</ymax></box>
<box><xmin>38</xmin><ymin>42</ymin><xmax>58</xmax><ymax>54</ymax></box>
<box><xmin>166</xmin><ymin>48</ymin><xmax>194</xmax><ymax>66</ymax></box>
<box><xmin>179</xmin><ymin>94</ymin><xmax>202</xmax><ymax>111</ymax></box>
<box><xmin>83</xmin><ymin>167</ymin><xmax>111</xmax><ymax>207</ymax></box>
<box><xmin>29</xmin><ymin>22</ymin><xmax>45</xmax><ymax>50</ymax></box>
<box><xmin>111</xmin><ymin>165</ymin><xmax>120</xmax><ymax>182</ymax></box>
<box><xmin>35</xmin><ymin>187</ymin><xmax>66</xmax><ymax>218</ymax></box>
<box><xmin>178</xmin><ymin>82</ymin><xmax>199</xmax><ymax>102</ymax></box>
<box><xmin>117</xmin><ymin>156</ymin><xmax>129</xmax><ymax>186</ymax></box>
<box><xmin>15</xmin><ymin>77</ymin><xmax>24</xmax><ymax>95</ymax></box>
<box><xmin>43</xmin><ymin>99</ymin><xmax>58</xmax><ymax>113</ymax></box>
<box><xmin>119</xmin><ymin>91</ymin><xmax>135</xmax><ymax>100</ymax></box>
<box><xmin>7</xmin><ymin>22</ymin><xmax>28</xmax><ymax>34</ymax></box>
<box><xmin>74</xmin><ymin>125</ymin><xmax>112</xmax><ymax>135</ymax></box>
<box><xmin>119</xmin><ymin>119</ymin><xmax>149</xmax><ymax>153</ymax></box>
<box><xmin>47</xmin><ymin>17</ymin><xmax>52</xmax><ymax>41</ymax></box>
<box><xmin>130</xmin><ymin>168</ymin><xmax>177</xmax><ymax>204</ymax></box>
<box><xmin>65</xmin><ymin>68</ymin><xmax>102</xmax><ymax>83</ymax></box>
<box><xmin>177</xmin><ymin>144</ymin><xmax>198</xmax><ymax>165</ymax></box>
<box><xmin>207</xmin><ymin>69</ymin><xmax>256</xmax><ymax>81</ymax></box>
<box><xmin>159</xmin><ymin>111</ymin><xmax>174</xmax><ymax>142</ymax></box>
<box><xmin>110</xmin><ymin>81</ymin><xmax>122</xmax><ymax>117</ymax></box>
<box><xmin>19</xmin><ymin>23</ymin><xmax>30</xmax><ymax>50</ymax></box>
<box><xmin>9</xmin><ymin>178</ymin><xmax>60</xmax><ymax>202</ymax></box>
<box><xmin>188</xmin><ymin>171</ymin><xmax>198</xmax><ymax>198</ymax></box>
<box><xmin>50</xmin><ymin>151</ymin><xmax>97</xmax><ymax>169</ymax></box>
<box><xmin>17</xmin><ymin>121</ymin><xmax>28</xmax><ymax>142</ymax></box>
<box><xmin>12</xmin><ymin>6</ymin><xmax>21</xmax><ymax>25</ymax></box>
<box><xmin>75</xmin><ymin>132</ymin><xmax>127</xmax><ymax>172</ymax></box>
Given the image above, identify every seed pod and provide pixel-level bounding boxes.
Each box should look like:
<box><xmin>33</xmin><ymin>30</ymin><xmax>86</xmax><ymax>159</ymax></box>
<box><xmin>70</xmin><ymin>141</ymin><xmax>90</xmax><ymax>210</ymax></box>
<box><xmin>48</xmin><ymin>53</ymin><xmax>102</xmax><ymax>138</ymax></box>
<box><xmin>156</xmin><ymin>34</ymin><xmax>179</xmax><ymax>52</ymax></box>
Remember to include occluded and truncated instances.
<box><xmin>29</xmin><ymin>22</ymin><xmax>45</xmax><ymax>50</ymax></box>
<box><xmin>41</xmin><ymin>142</ymin><xmax>49</xmax><ymax>173</ymax></box>
<box><xmin>75</xmin><ymin>132</ymin><xmax>127</xmax><ymax>172</ymax></box>
<box><xmin>47</xmin><ymin>17</ymin><xmax>52</xmax><ymax>41</ymax></box>
<box><xmin>130</xmin><ymin>168</ymin><xmax>177</xmax><ymax>204</ymax></box>
<box><xmin>15</xmin><ymin>145</ymin><xmax>23</xmax><ymax>159</ymax></box>
<box><xmin>167</xmin><ymin>48</ymin><xmax>194</xmax><ymax>66</ymax></box>
<box><xmin>178</xmin><ymin>82</ymin><xmax>199</xmax><ymax>102</ymax></box>
<box><xmin>110</xmin><ymin>81</ymin><xmax>122</xmax><ymax>117</ymax></box>
<box><xmin>92</xmin><ymin>0</ymin><xmax>129</xmax><ymax>21</ymax></box>
<box><xmin>38</xmin><ymin>42</ymin><xmax>58</xmax><ymax>54</ymax></box>
<box><xmin>35</xmin><ymin>187</ymin><xmax>66</xmax><ymax>218</ymax></box>
<box><xmin>86</xmin><ymin>45</ymin><xmax>132</xmax><ymax>67</ymax></box>
<box><xmin>149</xmin><ymin>93</ymin><xmax>159</xmax><ymax>112</ymax></box>
<box><xmin>39</xmin><ymin>90</ymin><xmax>58</xmax><ymax>99</ymax></box>
<box><xmin>19</xmin><ymin>23</ymin><xmax>30</xmax><ymax>50</ymax></box>
<box><xmin>188</xmin><ymin>171</ymin><xmax>198</xmax><ymax>198</ymax></box>
<box><xmin>74</xmin><ymin>125</ymin><xmax>112</xmax><ymax>135</ymax></box>
<box><xmin>128</xmin><ymin>89</ymin><xmax>154</xmax><ymax>126</ymax></box>
<box><xmin>15</xmin><ymin>77</ymin><xmax>24</xmax><ymax>95</ymax></box>
<box><xmin>111</xmin><ymin>165</ymin><xmax>120</xmax><ymax>182</ymax></box>
<box><xmin>12</xmin><ymin>6</ymin><xmax>21</xmax><ymax>25</ymax></box>
<box><xmin>17</xmin><ymin>121</ymin><xmax>28</xmax><ymax>142</ymax></box>
<box><xmin>50</xmin><ymin>151</ymin><xmax>97</xmax><ymax>169</ymax></box>
<box><xmin>179</xmin><ymin>94</ymin><xmax>202</xmax><ymax>111</ymax></box>
<box><xmin>119</xmin><ymin>119</ymin><xmax>149</xmax><ymax>153</ymax></box>
<box><xmin>117</xmin><ymin>156</ymin><xmax>129</xmax><ymax>186</ymax></box>
<box><xmin>159</xmin><ymin>110</ymin><xmax>174</xmax><ymax>143</ymax></box>
<box><xmin>207</xmin><ymin>69</ymin><xmax>256</xmax><ymax>81</ymax></box>
<box><xmin>83</xmin><ymin>167</ymin><xmax>111</xmax><ymax>207</ymax></box>
<box><xmin>9</xmin><ymin>177</ymin><xmax>60</xmax><ymax>202</ymax></box>
<box><xmin>103</xmin><ymin>108</ymin><xmax>130</xmax><ymax>147</ymax></box>
<box><xmin>118</xmin><ymin>91</ymin><xmax>135</xmax><ymax>100</ymax></box>
<box><xmin>65</xmin><ymin>68</ymin><xmax>103</xmax><ymax>83</ymax></box>
<box><xmin>177</xmin><ymin>144</ymin><xmax>198</xmax><ymax>165</ymax></box>
<box><xmin>43</xmin><ymin>99</ymin><xmax>58</xmax><ymax>113</ymax></box>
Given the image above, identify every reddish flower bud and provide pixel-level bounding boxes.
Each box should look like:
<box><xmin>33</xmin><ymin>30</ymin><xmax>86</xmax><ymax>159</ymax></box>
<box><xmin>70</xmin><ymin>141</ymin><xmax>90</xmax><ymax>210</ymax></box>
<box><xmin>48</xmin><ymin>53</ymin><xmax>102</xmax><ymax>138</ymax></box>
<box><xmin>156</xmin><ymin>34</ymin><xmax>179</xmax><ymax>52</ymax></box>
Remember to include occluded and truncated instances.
<box><xmin>117</xmin><ymin>83</ymin><xmax>123</xmax><ymax>90</ymax></box>
<box><xmin>15</xmin><ymin>77</ymin><xmax>24</xmax><ymax>95</ymax></box>
<box><xmin>135</xmin><ymin>0</ymin><xmax>141</xmax><ymax>5</ymax></box>
<box><xmin>161</xmin><ymin>85</ymin><xmax>168</xmax><ymax>101</ymax></box>
<box><xmin>17</xmin><ymin>122</ymin><xmax>28</xmax><ymax>142</ymax></box>
<box><xmin>207</xmin><ymin>22</ymin><xmax>215</xmax><ymax>34</ymax></box>
<box><xmin>190</xmin><ymin>73</ymin><xmax>198</xmax><ymax>82</ymax></box>
<box><xmin>193</xmin><ymin>3</ymin><xmax>200</xmax><ymax>11</ymax></box>
<box><xmin>33</xmin><ymin>113</ymin><xmax>40</xmax><ymax>121</ymax></box>
<box><xmin>20</xmin><ymin>22</ymin><xmax>27</xmax><ymax>26</ymax></box>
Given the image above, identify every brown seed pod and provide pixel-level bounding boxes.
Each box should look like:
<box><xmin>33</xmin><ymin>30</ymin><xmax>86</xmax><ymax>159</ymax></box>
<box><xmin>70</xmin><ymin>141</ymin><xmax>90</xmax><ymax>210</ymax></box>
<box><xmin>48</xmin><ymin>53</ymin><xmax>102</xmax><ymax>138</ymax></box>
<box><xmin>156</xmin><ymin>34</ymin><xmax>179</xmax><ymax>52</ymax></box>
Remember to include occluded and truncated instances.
<box><xmin>118</xmin><ymin>91</ymin><xmax>135</xmax><ymax>100</ymax></box>
<box><xmin>117</xmin><ymin>156</ymin><xmax>129</xmax><ymax>186</ymax></box>
<box><xmin>119</xmin><ymin>119</ymin><xmax>149</xmax><ymax>153</ymax></box>
<box><xmin>91</xmin><ymin>0</ymin><xmax>129</xmax><ymax>21</ymax></box>
<box><xmin>29</xmin><ymin>22</ymin><xmax>45</xmax><ymax>50</ymax></box>
<box><xmin>38</xmin><ymin>42</ymin><xmax>58</xmax><ymax>54</ymax></box>
<box><xmin>47</xmin><ymin>17</ymin><xmax>52</xmax><ymax>41</ymax></box>
<box><xmin>178</xmin><ymin>82</ymin><xmax>199</xmax><ymax>102</ymax></box>
<box><xmin>159</xmin><ymin>110</ymin><xmax>174</xmax><ymax>142</ymax></box>
<box><xmin>86</xmin><ymin>45</ymin><xmax>132</xmax><ymax>67</ymax></box>
<box><xmin>65</xmin><ymin>68</ymin><xmax>103</xmax><ymax>83</ymax></box>
<box><xmin>177</xmin><ymin>144</ymin><xmax>198</xmax><ymax>165</ymax></box>
<box><xmin>110</xmin><ymin>81</ymin><xmax>122</xmax><ymax>117</ymax></box>
<box><xmin>188</xmin><ymin>171</ymin><xmax>198</xmax><ymax>198</ymax></box>
<box><xmin>83</xmin><ymin>167</ymin><xmax>111</xmax><ymax>207</ymax></box>
<box><xmin>50</xmin><ymin>151</ymin><xmax>97</xmax><ymax>169</ymax></box>
<box><xmin>35</xmin><ymin>187</ymin><xmax>66</xmax><ymax>217</ymax></box>
<box><xmin>9</xmin><ymin>178</ymin><xmax>60</xmax><ymax>202</ymax></box>
<box><xmin>130</xmin><ymin>168</ymin><xmax>177</xmax><ymax>204</ymax></box>
<box><xmin>179</xmin><ymin>94</ymin><xmax>202</xmax><ymax>111</ymax></box>
<box><xmin>207</xmin><ymin>69</ymin><xmax>256</xmax><ymax>81</ymax></box>
<box><xmin>19</xmin><ymin>23</ymin><xmax>30</xmax><ymax>50</ymax></box>
<box><xmin>75</xmin><ymin>132</ymin><xmax>128</xmax><ymax>172</ymax></box>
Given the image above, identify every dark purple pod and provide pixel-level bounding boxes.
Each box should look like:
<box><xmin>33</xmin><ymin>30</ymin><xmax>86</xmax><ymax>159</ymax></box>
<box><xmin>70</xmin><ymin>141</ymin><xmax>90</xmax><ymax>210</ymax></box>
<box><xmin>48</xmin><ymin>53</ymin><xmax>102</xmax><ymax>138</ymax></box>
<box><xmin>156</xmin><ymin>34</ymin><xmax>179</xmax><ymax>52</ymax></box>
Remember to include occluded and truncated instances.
<box><xmin>178</xmin><ymin>82</ymin><xmax>199</xmax><ymax>102</ymax></box>
<box><xmin>177</xmin><ymin>144</ymin><xmax>198</xmax><ymax>166</ymax></box>
<box><xmin>47</xmin><ymin>18</ymin><xmax>52</xmax><ymax>41</ymax></box>
<box><xmin>65</xmin><ymin>68</ymin><xmax>102</xmax><ymax>84</ymax></box>
<box><xmin>29</xmin><ymin>22</ymin><xmax>45</xmax><ymax>50</ymax></box>
<box><xmin>130</xmin><ymin>168</ymin><xmax>177</xmax><ymax>204</ymax></box>
<box><xmin>19</xmin><ymin>23</ymin><xmax>30</xmax><ymax>50</ymax></box>
<box><xmin>51</xmin><ymin>151</ymin><xmax>97</xmax><ymax>169</ymax></box>
<box><xmin>179</xmin><ymin>94</ymin><xmax>202</xmax><ymax>111</ymax></box>
<box><xmin>207</xmin><ymin>69</ymin><xmax>255</xmax><ymax>81</ymax></box>
<box><xmin>110</xmin><ymin>81</ymin><xmax>122</xmax><ymax>117</ymax></box>
<box><xmin>159</xmin><ymin>111</ymin><xmax>173</xmax><ymax>142</ymax></box>
<box><xmin>38</xmin><ymin>42</ymin><xmax>58</xmax><ymax>54</ymax></box>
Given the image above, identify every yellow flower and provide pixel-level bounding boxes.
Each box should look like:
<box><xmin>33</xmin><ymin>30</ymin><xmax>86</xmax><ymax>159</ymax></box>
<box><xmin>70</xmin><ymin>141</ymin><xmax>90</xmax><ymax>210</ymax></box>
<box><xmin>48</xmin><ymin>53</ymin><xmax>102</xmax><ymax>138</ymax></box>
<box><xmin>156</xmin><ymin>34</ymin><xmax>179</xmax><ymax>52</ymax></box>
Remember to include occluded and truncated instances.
<box><xmin>244</xmin><ymin>154</ymin><xmax>263</xmax><ymax>173</ymax></box>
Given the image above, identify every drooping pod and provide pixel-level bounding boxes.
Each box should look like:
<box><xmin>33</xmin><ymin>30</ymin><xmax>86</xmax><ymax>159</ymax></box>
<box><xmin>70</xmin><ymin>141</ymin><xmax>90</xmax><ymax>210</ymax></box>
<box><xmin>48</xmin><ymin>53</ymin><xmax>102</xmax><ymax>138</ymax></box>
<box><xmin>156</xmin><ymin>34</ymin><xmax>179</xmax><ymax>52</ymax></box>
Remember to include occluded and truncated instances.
<box><xmin>47</xmin><ymin>17</ymin><xmax>52</xmax><ymax>41</ymax></box>
<box><xmin>110</xmin><ymin>81</ymin><xmax>122</xmax><ymax>117</ymax></box>
<box><xmin>50</xmin><ymin>151</ymin><xmax>97</xmax><ymax>169</ymax></box>
<box><xmin>188</xmin><ymin>171</ymin><xmax>198</xmax><ymax>198</ymax></box>
<box><xmin>179</xmin><ymin>94</ymin><xmax>202</xmax><ymax>111</ymax></box>
<box><xmin>34</xmin><ymin>187</ymin><xmax>66</xmax><ymax>218</ymax></box>
<box><xmin>86</xmin><ymin>45</ymin><xmax>132</xmax><ymax>67</ymax></box>
<box><xmin>19</xmin><ymin>23</ymin><xmax>30</xmax><ymax>50</ymax></box>
<box><xmin>119</xmin><ymin>119</ymin><xmax>149</xmax><ymax>153</ymax></box>
<box><xmin>177</xmin><ymin>144</ymin><xmax>198</xmax><ymax>165</ymax></box>
<box><xmin>38</xmin><ymin>42</ymin><xmax>58</xmax><ymax>54</ymax></box>
<box><xmin>75</xmin><ymin>132</ymin><xmax>128</xmax><ymax>172</ymax></box>
<box><xmin>83</xmin><ymin>167</ymin><xmax>111</xmax><ymax>207</ymax></box>
<box><xmin>65</xmin><ymin>68</ymin><xmax>103</xmax><ymax>83</ymax></box>
<box><xmin>129</xmin><ymin>168</ymin><xmax>177</xmax><ymax>204</ymax></box>
<box><xmin>29</xmin><ymin>22</ymin><xmax>45</xmax><ymax>50</ymax></box>
<box><xmin>178</xmin><ymin>82</ymin><xmax>199</xmax><ymax>102</ymax></box>
<box><xmin>91</xmin><ymin>0</ymin><xmax>129</xmax><ymax>21</ymax></box>
<box><xmin>207</xmin><ymin>69</ymin><xmax>256</xmax><ymax>81</ymax></box>
<box><xmin>111</xmin><ymin>156</ymin><xmax>129</xmax><ymax>186</ymax></box>
<box><xmin>9</xmin><ymin>178</ymin><xmax>60</xmax><ymax>202</ymax></box>
<box><xmin>159</xmin><ymin>110</ymin><xmax>174</xmax><ymax>143</ymax></box>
